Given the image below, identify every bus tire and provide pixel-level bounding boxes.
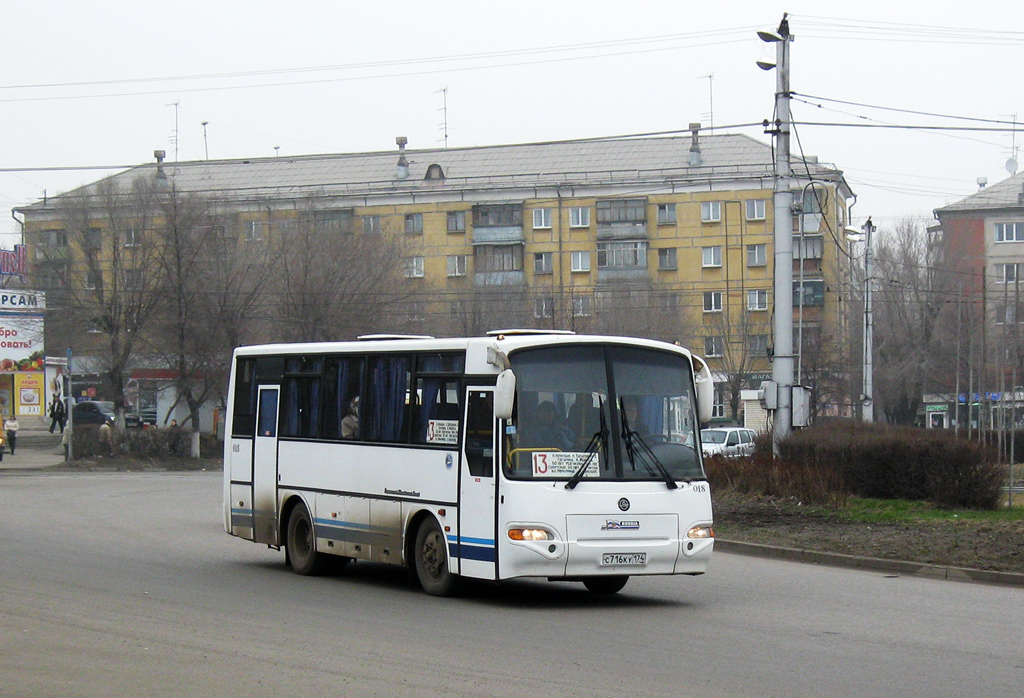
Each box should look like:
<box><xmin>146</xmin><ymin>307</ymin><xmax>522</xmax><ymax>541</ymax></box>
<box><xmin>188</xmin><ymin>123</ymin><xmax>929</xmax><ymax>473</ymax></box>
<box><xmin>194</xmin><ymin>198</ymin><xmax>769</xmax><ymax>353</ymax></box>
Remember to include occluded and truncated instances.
<box><xmin>583</xmin><ymin>576</ymin><xmax>629</xmax><ymax>594</ymax></box>
<box><xmin>414</xmin><ymin>517</ymin><xmax>460</xmax><ymax>597</ymax></box>
<box><xmin>286</xmin><ymin>502</ymin><xmax>327</xmax><ymax>576</ymax></box>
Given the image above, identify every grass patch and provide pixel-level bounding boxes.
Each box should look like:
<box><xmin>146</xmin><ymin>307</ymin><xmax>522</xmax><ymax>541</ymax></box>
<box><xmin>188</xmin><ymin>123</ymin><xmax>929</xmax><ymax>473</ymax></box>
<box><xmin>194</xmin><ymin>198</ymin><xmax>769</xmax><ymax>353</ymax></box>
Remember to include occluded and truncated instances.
<box><xmin>841</xmin><ymin>497</ymin><xmax>1024</xmax><ymax>524</ymax></box>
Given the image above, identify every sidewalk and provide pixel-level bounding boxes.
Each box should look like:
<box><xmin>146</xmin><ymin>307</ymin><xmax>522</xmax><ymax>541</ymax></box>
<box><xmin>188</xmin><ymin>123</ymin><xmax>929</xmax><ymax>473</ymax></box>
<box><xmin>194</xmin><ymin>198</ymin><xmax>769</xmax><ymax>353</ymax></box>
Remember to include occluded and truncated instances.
<box><xmin>0</xmin><ymin>416</ymin><xmax>68</xmax><ymax>471</ymax></box>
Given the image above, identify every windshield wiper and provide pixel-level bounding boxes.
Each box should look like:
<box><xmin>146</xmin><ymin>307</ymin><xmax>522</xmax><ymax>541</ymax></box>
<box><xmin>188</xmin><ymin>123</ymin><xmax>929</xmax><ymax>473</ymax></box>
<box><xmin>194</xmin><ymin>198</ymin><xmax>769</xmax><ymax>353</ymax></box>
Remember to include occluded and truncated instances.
<box><xmin>619</xmin><ymin>398</ymin><xmax>678</xmax><ymax>490</ymax></box>
<box><xmin>565</xmin><ymin>397</ymin><xmax>607</xmax><ymax>490</ymax></box>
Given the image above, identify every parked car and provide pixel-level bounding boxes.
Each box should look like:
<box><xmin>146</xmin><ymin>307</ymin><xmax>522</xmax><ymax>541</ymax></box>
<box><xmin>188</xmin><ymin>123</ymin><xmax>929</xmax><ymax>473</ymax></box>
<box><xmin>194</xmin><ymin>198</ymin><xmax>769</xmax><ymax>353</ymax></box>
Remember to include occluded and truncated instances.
<box><xmin>700</xmin><ymin>427</ymin><xmax>757</xmax><ymax>458</ymax></box>
<box><xmin>72</xmin><ymin>400</ymin><xmax>116</xmax><ymax>426</ymax></box>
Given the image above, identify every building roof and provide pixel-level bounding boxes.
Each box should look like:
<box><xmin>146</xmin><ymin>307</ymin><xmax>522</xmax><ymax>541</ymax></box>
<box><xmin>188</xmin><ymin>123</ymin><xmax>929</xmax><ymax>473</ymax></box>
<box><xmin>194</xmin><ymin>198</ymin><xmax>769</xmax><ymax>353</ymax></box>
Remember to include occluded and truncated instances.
<box><xmin>17</xmin><ymin>133</ymin><xmax>848</xmax><ymax>212</ymax></box>
<box><xmin>935</xmin><ymin>170</ymin><xmax>1024</xmax><ymax>214</ymax></box>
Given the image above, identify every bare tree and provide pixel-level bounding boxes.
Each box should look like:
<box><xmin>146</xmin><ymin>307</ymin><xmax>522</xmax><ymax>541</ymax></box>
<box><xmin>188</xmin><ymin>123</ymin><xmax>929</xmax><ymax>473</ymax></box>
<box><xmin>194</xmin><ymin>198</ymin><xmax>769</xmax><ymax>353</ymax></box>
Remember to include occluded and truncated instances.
<box><xmin>872</xmin><ymin>218</ymin><xmax>959</xmax><ymax>424</ymax></box>
<box><xmin>704</xmin><ymin>307</ymin><xmax>773</xmax><ymax>422</ymax></box>
<box><xmin>270</xmin><ymin>212</ymin><xmax>411</xmax><ymax>342</ymax></box>
<box><xmin>53</xmin><ymin>176</ymin><xmax>165</xmax><ymax>412</ymax></box>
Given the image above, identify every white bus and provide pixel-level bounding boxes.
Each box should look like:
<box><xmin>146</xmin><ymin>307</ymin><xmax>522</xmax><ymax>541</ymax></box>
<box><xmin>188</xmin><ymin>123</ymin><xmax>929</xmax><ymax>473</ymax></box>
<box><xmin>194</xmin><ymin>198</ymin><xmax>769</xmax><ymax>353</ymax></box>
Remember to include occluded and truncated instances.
<box><xmin>223</xmin><ymin>330</ymin><xmax>715</xmax><ymax>595</ymax></box>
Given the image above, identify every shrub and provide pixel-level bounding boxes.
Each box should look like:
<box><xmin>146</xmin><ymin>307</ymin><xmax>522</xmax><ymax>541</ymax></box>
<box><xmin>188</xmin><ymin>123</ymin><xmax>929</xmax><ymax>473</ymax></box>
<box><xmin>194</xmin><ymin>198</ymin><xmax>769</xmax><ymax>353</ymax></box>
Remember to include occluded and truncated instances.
<box><xmin>70</xmin><ymin>425</ymin><xmax>192</xmax><ymax>459</ymax></box>
<box><xmin>707</xmin><ymin>423</ymin><xmax>1004</xmax><ymax>510</ymax></box>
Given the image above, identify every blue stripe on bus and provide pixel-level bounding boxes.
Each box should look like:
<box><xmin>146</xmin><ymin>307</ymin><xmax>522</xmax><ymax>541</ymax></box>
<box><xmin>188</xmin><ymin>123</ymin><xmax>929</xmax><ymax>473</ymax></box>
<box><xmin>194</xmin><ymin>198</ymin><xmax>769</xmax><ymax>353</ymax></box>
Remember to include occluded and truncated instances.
<box><xmin>231</xmin><ymin>508</ymin><xmax>254</xmax><ymax>528</ymax></box>
<box><xmin>448</xmin><ymin>534</ymin><xmax>496</xmax><ymax>563</ymax></box>
<box><xmin>314</xmin><ymin>518</ymin><xmax>389</xmax><ymax>544</ymax></box>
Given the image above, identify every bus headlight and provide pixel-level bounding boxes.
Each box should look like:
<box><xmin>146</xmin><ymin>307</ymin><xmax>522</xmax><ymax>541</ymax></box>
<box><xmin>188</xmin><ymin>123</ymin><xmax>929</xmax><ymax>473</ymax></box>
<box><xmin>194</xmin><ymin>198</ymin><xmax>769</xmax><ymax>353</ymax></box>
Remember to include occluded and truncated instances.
<box><xmin>686</xmin><ymin>525</ymin><xmax>715</xmax><ymax>539</ymax></box>
<box><xmin>508</xmin><ymin>528</ymin><xmax>553</xmax><ymax>541</ymax></box>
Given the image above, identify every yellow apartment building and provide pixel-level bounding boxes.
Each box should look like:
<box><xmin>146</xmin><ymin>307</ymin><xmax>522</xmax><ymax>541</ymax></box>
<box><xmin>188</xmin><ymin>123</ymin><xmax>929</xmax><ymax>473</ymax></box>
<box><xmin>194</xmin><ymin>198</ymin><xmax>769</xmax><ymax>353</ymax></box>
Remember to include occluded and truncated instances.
<box><xmin>16</xmin><ymin>128</ymin><xmax>855</xmax><ymax>422</ymax></box>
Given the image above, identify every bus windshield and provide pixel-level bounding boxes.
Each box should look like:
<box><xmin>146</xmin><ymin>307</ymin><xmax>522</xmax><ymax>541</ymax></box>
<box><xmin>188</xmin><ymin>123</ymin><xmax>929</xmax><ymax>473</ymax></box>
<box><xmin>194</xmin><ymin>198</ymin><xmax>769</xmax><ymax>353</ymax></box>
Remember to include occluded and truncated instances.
<box><xmin>504</xmin><ymin>344</ymin><xmax>704</xmax><ymax>483</ymax></box>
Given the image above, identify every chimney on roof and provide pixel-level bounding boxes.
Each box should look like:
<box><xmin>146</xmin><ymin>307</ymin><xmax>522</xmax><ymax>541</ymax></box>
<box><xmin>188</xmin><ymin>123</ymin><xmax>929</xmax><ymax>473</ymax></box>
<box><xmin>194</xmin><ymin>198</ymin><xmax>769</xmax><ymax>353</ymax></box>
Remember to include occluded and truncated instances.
<box><xmin>396</xmin><ymin>136</ymin><xmax>410</xmax><ymax>180</ymax></box>
<box><xmin>154</xmin><ymin>149</ymin><xmax>169</xmax><ymax>188</ymax></box>
<box><xmin>977</xmin><ymin>176</ymin><xmax>987</xmax><ymax>190</ymax></box>
<box><xmin>689</xmin><ymin>122</ymin><xmax>702</xmax><ymax>167</ymax></box>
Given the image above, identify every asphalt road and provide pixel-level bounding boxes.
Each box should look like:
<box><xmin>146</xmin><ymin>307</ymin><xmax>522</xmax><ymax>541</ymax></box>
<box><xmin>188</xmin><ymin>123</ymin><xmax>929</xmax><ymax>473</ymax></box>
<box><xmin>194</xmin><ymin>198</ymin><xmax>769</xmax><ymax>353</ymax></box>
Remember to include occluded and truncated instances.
<box><xmin>1</xmin><ymin>471</ymin><xmax>1022</xmax><ymax>698</ymax></box>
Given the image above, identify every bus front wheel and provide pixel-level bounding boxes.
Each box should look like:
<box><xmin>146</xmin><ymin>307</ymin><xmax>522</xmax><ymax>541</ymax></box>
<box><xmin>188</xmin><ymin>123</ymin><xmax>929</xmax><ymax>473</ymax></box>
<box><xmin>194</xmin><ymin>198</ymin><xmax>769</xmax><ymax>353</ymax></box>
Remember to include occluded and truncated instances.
<box><xmin>414</xmin><ymin>517</ymin><xmax>460</xmax><ymax>597</ymax></box>
<box><xmin>583</xmin><ymin>576</ymin><xmax>629</xmax><ymax>594</ymax></box>
<box><xmin>287</xmin><ymin>503</ymin><xmax>327</xmax><ymax>576</ymax></box>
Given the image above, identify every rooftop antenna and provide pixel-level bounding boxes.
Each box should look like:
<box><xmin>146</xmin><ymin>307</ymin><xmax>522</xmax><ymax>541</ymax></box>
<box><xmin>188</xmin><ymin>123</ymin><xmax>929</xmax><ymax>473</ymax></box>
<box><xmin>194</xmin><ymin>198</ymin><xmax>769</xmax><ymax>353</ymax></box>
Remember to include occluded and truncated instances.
<box><xmin>201</xmin><ymin>121</ymin><xmax>209</xmax><ymax>160</ymax></box>
<box><xmin>167</xmin><ymin>100</ymin><xmax>180</xmax><ymax>161</ymax></box>
<box><xmin>1005</xmin><ymin>113</ymin><xmax>1019</xmax><ymax>174</ymax></box>
<box><xmin>700</xmin><ymin>73</ymin><xmax>714</xmax><ymax>133</ymax></box>
<box><xmin>437</xmin><ymin>86</ymin><xmax>449</xmax><ymax>148</ymax></box>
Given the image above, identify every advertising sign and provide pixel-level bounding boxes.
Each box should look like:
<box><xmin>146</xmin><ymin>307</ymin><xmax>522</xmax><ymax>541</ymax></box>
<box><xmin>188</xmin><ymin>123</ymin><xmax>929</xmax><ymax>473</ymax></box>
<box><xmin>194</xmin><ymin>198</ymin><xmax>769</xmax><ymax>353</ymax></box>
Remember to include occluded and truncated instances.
<box><xmin>0</xmin><ymin>312</ymin><xmax>44</xmax><ymax>371</ymax></box>
<box><xmin>15</xmin><ymin>373</ymin><xmax>44</xmax><ymax>416</ymax></box>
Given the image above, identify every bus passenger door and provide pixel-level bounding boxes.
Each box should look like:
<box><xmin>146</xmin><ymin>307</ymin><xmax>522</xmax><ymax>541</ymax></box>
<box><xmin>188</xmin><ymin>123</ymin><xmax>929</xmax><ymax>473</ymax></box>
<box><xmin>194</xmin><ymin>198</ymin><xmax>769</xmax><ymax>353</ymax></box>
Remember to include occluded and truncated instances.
<box><xmin>252</xmin><ymin>386</ymin><xmax>280</xmax><ymax>546</ymax></box>
<box><xmin>458</xmin><ymin>388</ymin><xmax>497</xmax><ymax>580</ymax></box>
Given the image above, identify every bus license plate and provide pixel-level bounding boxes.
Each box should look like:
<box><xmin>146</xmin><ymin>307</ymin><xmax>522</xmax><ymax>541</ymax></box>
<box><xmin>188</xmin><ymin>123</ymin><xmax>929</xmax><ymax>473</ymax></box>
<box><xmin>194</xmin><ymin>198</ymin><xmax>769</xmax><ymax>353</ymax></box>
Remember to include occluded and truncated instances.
<box><xmin>601</xmin><ymin>552</ymin><xmax>647</xmax><ymax>566</ymax></box>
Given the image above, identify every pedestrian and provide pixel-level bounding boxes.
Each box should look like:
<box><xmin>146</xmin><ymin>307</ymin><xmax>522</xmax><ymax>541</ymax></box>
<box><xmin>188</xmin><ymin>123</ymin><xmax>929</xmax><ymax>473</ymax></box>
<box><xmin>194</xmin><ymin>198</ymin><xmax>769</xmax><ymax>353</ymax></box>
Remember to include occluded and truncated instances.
<box><xmin>5</xmin><ymin>414</ymin><xmax>19</xmax><ymax>455</ymax></box>
<box><xmin>56</xmin><ymin>399</ymin><xmax>66</xmax><ymax>433</ymax></box>
<box><xmin>49</xmin><ymin>396</ymin><xmax>65</xmax><ymax>433</ymax></box>
<box><xmin>98</xmin><ymin>420</ymin><xmax>113</xmax><ymax>457</ymax></box>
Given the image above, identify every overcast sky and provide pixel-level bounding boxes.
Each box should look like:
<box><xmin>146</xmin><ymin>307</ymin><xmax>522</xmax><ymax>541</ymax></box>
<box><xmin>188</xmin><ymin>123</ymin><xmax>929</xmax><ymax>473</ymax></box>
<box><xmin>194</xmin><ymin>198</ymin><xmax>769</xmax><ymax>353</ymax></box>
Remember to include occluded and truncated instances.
<box><xmin>2</xmin><ymin>1</ymin><xmax>1022</xmax><ymax>248</ymax></box>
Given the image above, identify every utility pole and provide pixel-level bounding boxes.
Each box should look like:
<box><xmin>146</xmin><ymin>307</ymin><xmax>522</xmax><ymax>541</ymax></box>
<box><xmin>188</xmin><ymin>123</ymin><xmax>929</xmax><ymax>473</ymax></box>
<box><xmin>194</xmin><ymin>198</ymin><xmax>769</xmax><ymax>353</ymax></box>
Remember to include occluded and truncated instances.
<box><xmin>862</xmin><ymin>217</ymin><xmax>876</xmax><ymax>422</ymax></box>
<box><xmin>759</xmin><ymin>14</ymin><xmax>795</xmax><ymax>439</ymax></box>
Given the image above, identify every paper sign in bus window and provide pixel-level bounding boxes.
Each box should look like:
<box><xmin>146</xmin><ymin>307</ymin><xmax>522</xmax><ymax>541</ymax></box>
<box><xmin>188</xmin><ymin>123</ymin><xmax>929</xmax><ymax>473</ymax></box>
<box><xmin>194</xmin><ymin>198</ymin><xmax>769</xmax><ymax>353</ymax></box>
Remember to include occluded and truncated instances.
<box><xmin>532</xmin><ymin>451</ymin><xmax>600</xmax><ymax>478</ymax></box>
<box><xmin>426</xmin><ymin>419</ymin><xmax>460</xmax><ymax>445</ymax></box>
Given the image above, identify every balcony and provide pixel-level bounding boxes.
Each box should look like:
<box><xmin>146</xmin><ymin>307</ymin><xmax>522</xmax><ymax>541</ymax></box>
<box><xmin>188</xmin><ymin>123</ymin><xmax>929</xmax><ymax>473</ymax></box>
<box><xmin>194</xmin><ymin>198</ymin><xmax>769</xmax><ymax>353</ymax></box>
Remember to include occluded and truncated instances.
<box><xmin>474</xmin><ymin>271</ymin><xmax>526</xmax><ymax>286</ymax></box>
<box><xmin>471</xmin><ymin>226</ymin><xmax>524</xmax><ymax>245</ymax></box>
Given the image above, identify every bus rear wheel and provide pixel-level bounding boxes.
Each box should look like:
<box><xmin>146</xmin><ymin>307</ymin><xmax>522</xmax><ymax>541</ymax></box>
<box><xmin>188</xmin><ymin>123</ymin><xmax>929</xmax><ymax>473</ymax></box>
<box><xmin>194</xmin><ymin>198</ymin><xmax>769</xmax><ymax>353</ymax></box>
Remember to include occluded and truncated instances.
<box><xmin>583</xmin><ymin>576</ymin><xmax>629</xmax><ymax>594</ymax></box>
<box><xmin>414</xmin><ymin>517</ymin><xmax>460</xmax><ymax>597</ymax></box>
<box><xmin>287</xmin><ymin>502</ymin><xmax>327</xmax><ymax>576</ymax></box>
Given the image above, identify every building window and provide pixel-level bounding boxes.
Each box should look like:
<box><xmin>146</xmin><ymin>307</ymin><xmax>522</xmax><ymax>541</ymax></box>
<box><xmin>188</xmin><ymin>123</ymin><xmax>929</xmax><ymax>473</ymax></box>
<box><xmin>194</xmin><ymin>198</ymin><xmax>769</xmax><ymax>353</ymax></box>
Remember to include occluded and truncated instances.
<box><xmin>446</xmin><ymin>255</ymin><xmax>468</xmax><ymax>277</ymax></box>
<box><xmin>658</xmin><ymin>247</ymin><xmax>677</xmax><ymax>270</ymax></box>
<box><xmin>995</xmin><ymin>302</ymin><xmax>1019</xmax><ymax>324</ymax></box>
<box><xmin>747</xmin><ymin>289</ymin><xmax>769</xmax><ymax>311</ymax></box>
<box><xmin>597</xmin><ymin>241</ymin><xmax>647</xmax><ymax>268</ymax></box>
<box><xmin>701</xmin><ymin>201</ymin><xmax>721</xmax><ymax>223</ymax></box>
<box><xmin>596</xmin><ymin>199</ymin><xmax>646</xmax><ymax>224</ymax></box>
<box><xmin>657</xmin><ymin>203</ymin><xmax>676</xmax><ymax>225</ymax></box>
<box><xmin>532</xmin><ymin>208</ymin><xmax>552</xmax><ymax>229</ymax></box>
<box><xmin>534</xmin><ymin>252</ymin><xmax>553</xmax><ymax>274</ymax></box>
<box><xmin>474</xmin><ymin>204</ymin><xmax>522</xmax><ymax>227</ymax></box>
<box><xmin>85</xmin><ymin>228</ymin><xmax>102</xmax><ymax>250</ymax></box>
<box><xmin>747</xmin><ymin>335</ymin><xmax>770</xmax><ymax>356</ymax></box>
<box><xmin>405</xmin><ymin>256</ymin><xmax>424</xmax><ymax>278</ymax></box>
<box><xmin>405</xmin><ymin>213</ymin><xmax>423</xmax><ymax>234</ymax></box>
<box><xmin>245</xmin><ymin>221</ymin><xmax>266</xmax><ymax>242</ymax></box>
<box><xmin>447</xmin><ymin>210</ymin><xmax>466</xmax><ymax>233</ymax></box>
<box><xmin>572</xmin><ymin>296</ymin><xmax>592</xmax><ymax>317</ymax></box>
<box><xmin>704</xmin><ymin>336</ymin><xmax>724</xmax><ymax>357</ymax></box>
<box><xmin>703</xmin><ymin>291</ymin><xmax>723</xmax><ymax>312</ymax></box>
<box><xmin>995</xmin><ymin>222</ymin><xmax>1024</xmax><ymax>243</ymax></box>
<box><xmin>702</xmin><ymin>246</ymin><xmax>722</xmax><ymax>268</ymax></box>
<box><xmin>570</xmin><ymin>206</ymin><xmax>591</xmax><ymax>228</ymax></box>
<box><xmin>712</xmin><ymin>387</ymin><xmax>726</xmax><ymax>419</ymax></box>
<box><xmin>124</xmin><ymin>224</ymin><xmax>142</xmax><ymax>247</ymax></box>
<box><xmin>996</xmin><ymin>263</ymin><xmax>1021</xmax><ymax>283</ymax></box>
<box><xmin>534</xmin><ymin>297</ymin><xmax>554</xmax><ymax>318</ymax></box>
<box><xmin>747</xmin><ymin>243</ymin><xmax>767</xmax><ymax>267</ymax></box>
<box><xmin>794</xmin><ymin>234</ymin><xmax>824</xmax><ymax>260</ymax></box>
<box><xmin>123</xmin><ymin>268</ymin><xmax>143</xmax><ymax>289</ymax></box>
<box><xmin>362</xmin><ymin>215</ymin><xmax>381</xmax><ymax>234</ymax></box>
<box><xmin>475</xmin><ymin>245</ymin><xmax>523</xmax><ymax>272</ymax></box>
<box><xmin>793</xmin><ymin>280</ymin><xmax>825</xmax><ymax>307</ymax></box>
<box><xmin>571</xmin><ymin>251</ymin><xmax>591</xmax><ymax>272</ymax></box>
<box><xmin>85</xmin><ymin>267</ymin><xmax>102</xmax><ymax>290</ymax></box>
<box><xmin>746</xmin><ymin>199</ymin><xmax>767</xmax><ymax>221</ymax></box>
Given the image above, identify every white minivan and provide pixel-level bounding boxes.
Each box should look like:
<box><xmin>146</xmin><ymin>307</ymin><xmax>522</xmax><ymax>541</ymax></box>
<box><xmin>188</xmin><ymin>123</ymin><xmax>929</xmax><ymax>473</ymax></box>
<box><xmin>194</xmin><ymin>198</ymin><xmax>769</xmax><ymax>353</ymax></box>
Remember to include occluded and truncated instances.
<box><xmin>700</xmin><ymin>427</ymin><xmax>757</xmax><ymax>458</ymax></box>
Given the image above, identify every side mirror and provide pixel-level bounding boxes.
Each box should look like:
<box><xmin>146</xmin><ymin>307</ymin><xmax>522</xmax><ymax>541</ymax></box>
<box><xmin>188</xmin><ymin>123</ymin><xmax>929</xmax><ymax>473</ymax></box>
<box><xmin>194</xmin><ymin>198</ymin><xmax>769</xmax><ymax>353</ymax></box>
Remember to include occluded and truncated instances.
<box><xmin>494</xmin><ymin>369</ymin><xmax>516</xmax><ymax>420</ymax></box>
<box><xmin>693</xmin><ymin>357</ymin><xmax>714</xmax><ymax>424</ymax></box>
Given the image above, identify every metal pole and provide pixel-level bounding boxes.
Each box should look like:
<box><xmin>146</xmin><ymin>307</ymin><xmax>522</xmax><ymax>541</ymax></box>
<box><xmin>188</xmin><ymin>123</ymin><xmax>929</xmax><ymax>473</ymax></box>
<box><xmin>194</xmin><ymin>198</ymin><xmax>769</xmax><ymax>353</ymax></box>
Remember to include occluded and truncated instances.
<box><xmin>770</xmin><ymin>16</ymin><xmax>795</xmax><ymax>440</ymax></box>
<box><xmin>66</xmin><ymin>348</ymin><xmax>73</xmax><ymax>461</ymax></box>
<box><xmin>862</xmin><ymin>217</ymin><xmax>875</xmax><ymax>422</ymax></box>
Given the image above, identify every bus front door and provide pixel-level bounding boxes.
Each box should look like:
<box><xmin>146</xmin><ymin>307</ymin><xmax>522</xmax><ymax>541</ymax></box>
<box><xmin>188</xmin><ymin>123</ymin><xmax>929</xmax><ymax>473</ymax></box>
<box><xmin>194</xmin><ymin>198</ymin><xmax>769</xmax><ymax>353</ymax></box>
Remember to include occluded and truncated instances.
<box><xmin>252</xmin><ymin>386</ymin><xmax>280</xmax><ymax>546</ymax></box>
<box><xmin>458</xmin><ymin>388</ymin><xmax>497</xmax><ymax>580</ymax></box>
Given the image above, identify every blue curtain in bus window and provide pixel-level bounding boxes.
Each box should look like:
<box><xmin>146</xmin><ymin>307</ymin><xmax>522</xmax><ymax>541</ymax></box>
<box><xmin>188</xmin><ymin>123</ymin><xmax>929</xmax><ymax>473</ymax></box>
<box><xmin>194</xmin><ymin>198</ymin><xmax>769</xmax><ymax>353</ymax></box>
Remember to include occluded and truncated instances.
<box><xmin>416</xmin><ymin>378</ymin><xmax>441</xmax><ymax>443</ymax></box>
<box><xmin>367</xmin><ymin>357</ymin><xmax>408</xmax><ymax>442</ymax></box>
<box><xmin>639</xmin><ymin>395</ymin><xmax>664</xmax><ymax>436</ymax></box>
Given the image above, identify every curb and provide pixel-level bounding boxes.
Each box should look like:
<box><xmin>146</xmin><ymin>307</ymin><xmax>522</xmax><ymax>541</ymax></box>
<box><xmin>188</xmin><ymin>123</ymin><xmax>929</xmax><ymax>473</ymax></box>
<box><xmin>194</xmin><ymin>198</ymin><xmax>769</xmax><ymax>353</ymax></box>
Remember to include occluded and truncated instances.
<box><xmin>716</xmin><ymin>539</ymin><xmax>1024</xmax><ymax>587</ymax></box>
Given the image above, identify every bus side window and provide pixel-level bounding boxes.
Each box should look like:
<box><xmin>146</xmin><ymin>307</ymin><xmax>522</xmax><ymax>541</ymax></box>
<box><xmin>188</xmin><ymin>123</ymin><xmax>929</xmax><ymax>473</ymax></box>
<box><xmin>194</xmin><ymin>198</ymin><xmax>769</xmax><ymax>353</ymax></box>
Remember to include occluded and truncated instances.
<box><xmin>464</xmin><ymin>391</ymin><xmax>493</xmax><ymax>477</ymax></box>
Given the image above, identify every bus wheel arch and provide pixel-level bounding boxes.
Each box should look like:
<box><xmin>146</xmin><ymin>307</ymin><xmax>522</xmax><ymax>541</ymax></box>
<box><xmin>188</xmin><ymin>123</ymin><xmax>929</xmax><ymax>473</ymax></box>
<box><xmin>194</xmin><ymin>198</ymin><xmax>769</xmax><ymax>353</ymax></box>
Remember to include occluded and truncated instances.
<box><xmin>284</xmin><ymin>496</ymin><xmax>327</xmax><ymax>576</ymax></box>
<box><xmin>411</xmin><ymin>513</ymin><xmax>461</xmax><ymax>597</ymax></box>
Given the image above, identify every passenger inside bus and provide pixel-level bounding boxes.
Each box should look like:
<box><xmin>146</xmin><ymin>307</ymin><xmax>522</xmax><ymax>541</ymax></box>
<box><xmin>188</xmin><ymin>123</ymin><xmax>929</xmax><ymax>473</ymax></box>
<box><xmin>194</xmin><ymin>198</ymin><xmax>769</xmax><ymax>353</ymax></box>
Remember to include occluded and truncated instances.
<box><xmin>341</xmin><ymin>396</ymin><xmax>360</xmax><ymax>439</ymax></box>
<box><xmin>526</xmin><ymin>400</ymin><xmax>574</xmax><ymax>452</ymax></box>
